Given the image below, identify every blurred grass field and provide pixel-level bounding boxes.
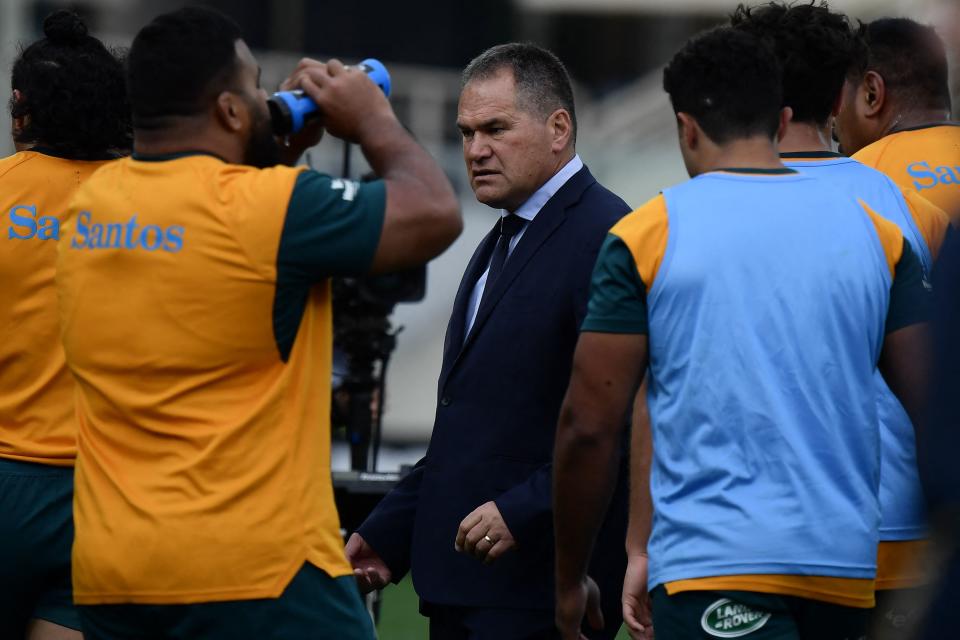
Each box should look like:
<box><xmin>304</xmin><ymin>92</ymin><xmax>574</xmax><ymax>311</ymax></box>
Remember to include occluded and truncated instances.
<box><xmin>376</xmin><ymin>576</ymin><xmax>631</xmax><ymax>639</ymax></box>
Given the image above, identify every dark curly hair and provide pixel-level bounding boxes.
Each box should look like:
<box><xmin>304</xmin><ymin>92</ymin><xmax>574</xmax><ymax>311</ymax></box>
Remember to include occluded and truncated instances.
<box><xmin>11</xmin><ymin>10</ymin><xmax>131</xmax><ymax>159</ymax></box>
<box><xmin>730</xmin><ymin>2</ymin><xmax>866</xmax><ymax>126</ymax></box>
<box><xmin>663</xmin><ymin>27</ymin><xmax>783</xmax><ymax>144</ymax></box>
<box><xmin>856</xmin><ymin>18</ymin><xmax>951</xmax><ymax>113</ymax></box>
<box><xmin>127</xmin><ymin>6</ymin><xmax>242</xmax><ymax>130</ymax></box>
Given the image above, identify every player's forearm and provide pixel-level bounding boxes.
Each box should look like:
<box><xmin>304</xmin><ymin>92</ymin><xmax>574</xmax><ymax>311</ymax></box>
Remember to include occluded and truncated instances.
<box><xmin>881</xmin><ymin>323</ymin><xmax>931</xmax><ymax>434</ymax></box>
<box><xmin>553</xmin><ymin>402</ymin><xmax>623</xmax><ymax>589</ymax></box>
<box><xmin>627</xmin><ymin>383</ymin><xmax>654</xmax><ymax>556</ymax></box>
<box><xmin>357</xmin><ymin>115</ymin><xmax>461</xmax><ymax>267</ymax></box>
<box><xmin>357</xmin><ymin>115</ymin><xmax>457</xmax><ymax>215</ymax></box>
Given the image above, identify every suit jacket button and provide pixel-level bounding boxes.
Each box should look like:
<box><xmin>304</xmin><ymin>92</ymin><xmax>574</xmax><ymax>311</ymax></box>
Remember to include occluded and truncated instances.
<box><xmin>440</xmin><ymin>396</ymin><xmax>451</xmax><ymax>407</ymax></box>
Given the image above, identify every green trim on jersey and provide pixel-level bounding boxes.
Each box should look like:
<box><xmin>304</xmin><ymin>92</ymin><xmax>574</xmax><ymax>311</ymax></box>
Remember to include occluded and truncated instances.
<box><xmin>890</xmin><ymin>122</ymin><xmax>960</xmax><ymax>134</ymax></box>
<box><xmin>273</xmin><ymin>171</ymin><xmax>386</xmax><ymax>361</ymax></box>
<box><xmin>131</xmin><ymin>151</ymin><xmax>228</xmax><ymax>163</ymax></box>
<box><xmin>713</xmin><ymin>167</ymin><xmax>798</xmax><ymax>175</ymax></box>
<box><xmin>780</xmin><ymin>151</ymin><xmax>845</xmax><ymax>159</ymax></box>
<box><xmin>580</xmin><ymin>234</ymin><xmax>649</xmax><ymax>334</ymax></box>
<box><xmin>30</xmin><ymin>146</ymin><xmax>120</xmax><ymax>162</ymax></box>
<box><xmin>887</xmin><ymin>239</ymin><xmax>931</xmax><ymax>334</ymax></box>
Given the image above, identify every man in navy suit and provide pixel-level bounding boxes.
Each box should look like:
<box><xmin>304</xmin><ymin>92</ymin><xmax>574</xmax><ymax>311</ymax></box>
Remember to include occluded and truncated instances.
<box><xmin>346</xmin><ymin>43</ymin><xmax>631</xmax><ymax>639</ymax></box>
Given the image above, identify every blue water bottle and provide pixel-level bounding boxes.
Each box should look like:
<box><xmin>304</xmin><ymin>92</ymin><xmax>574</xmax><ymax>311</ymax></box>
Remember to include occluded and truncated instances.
<box><xmin>268</xmin><ymin>58</ymin><xmax>392</xmax><ymax>135</ymax></box>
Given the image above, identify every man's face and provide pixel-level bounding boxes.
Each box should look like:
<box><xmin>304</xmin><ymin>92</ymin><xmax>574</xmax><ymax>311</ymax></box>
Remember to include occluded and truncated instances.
<box><xmin>834</xmin><ymin>78</ymin><xmax>882</xmax><ymax>155</ymax></box>
<box><xmin>457</xmin><ymin>70</ymin><xmax>559</xmax><ymax>212</ymax></box>
<box><xmin>234</xmin><ymin>40</ymin><xmax>280</xmax><ymax>168</ymax></box>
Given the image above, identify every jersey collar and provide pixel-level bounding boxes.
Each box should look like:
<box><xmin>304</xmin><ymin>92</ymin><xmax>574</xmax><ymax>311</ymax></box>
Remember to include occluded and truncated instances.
<box><xmin>713</xmin><ymin>167</ymin><xmax>798</xmax><ymax>175</ymax></box>
<box><xmin>889</xmin><ymin>121</ymin><xmax>960</xmax><ymax>135</ymax></box>
<box><xmin>132</xmin><ymin>150</ymin><xmax>227</xmax><ymax>163</ymax></box>
<box><xmin>29</xmin><ymin>145</ymin><xmax>120</xmax><ymax>161</ymax></box>
<box><xmin>780</xmin><ymin>151</ymin><xmax>845</xmax><ymax>160</ymax></box>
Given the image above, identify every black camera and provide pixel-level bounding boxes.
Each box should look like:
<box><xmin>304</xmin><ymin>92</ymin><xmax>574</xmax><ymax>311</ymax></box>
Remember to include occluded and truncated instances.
<box><xmin>332</xmin><ymin>267</ymin><xmax>426</xmax><ymax>471</ymax></box>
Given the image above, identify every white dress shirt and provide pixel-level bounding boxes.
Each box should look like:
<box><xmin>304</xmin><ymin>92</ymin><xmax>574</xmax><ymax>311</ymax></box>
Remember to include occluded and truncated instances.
<box><xmin>464</xmin><ymin>154</ymin><xmax>584</xmax><ymax>336</ymax></box>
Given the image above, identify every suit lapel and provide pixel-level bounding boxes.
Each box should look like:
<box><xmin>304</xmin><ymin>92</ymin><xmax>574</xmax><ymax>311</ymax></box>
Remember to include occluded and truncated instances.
<box><xmin>439</xmin><ymin>221</ymin><xmax>500</xmax><ymax>386</ymax></box>
<box><xmin>458</xmin><ymin>166</ymin><xmax>597</xmax><ymax>357</ymax></box>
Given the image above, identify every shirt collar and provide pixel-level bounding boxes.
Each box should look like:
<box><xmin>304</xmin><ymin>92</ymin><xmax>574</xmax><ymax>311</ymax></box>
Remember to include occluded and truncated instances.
<box><xmin>29</xmin><ymin>145</ymin><xmax>120</xmax><ymax>161</ymax></box>
<box><xmin>712</xmin><ymin>167</ymin><xmax>797</xmax><ymax>175</ymax></box>
<box><xmin>889</xmin><ymin>121</ymin><xmax>960</xmax><ymax>135</ymax></box>
<box><xmin>503</xmin><ymin>154</ymin><xmax>583</xmax><ymax>222</ymax></box>
<box><xmin>132</xmin><ymin>150</ymin><xmax>227</xmax><ymax>163</ymax></box>
<box><xmin>780</xmin><ymin>151</ymin><xmax>846</xmax><ymax>160</ymax></box>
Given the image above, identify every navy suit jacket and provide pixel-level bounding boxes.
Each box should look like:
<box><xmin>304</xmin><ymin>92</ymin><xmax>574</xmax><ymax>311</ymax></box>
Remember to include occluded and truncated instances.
<box><xmin>358</xmin><ymin>165</ymin><xmax>631</xmax><ymax>615</ymax></box>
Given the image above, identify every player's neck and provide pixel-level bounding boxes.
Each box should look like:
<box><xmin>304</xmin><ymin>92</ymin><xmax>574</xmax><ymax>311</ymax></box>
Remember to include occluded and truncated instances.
<box><xmin>133</xmin><ymin>119</ymin><xmax>243</xmax><ymax>164</ymax></box>
<box><xmin>705</xmin><ymin>136</ymin><xmax>784</xmax><ymax>172</ymax></box>
<box><xmin>886</xmin><ymin>106</ymin><xmax>953</xmax><ymax>135</ymax></box>
<box><xmin>778</xmin><ymin>121</ymin><xmax>833</xmax><ymax>154</ymax></box>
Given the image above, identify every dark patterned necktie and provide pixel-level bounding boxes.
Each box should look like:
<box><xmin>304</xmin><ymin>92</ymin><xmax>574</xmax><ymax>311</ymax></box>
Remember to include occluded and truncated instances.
<box><xmin>485</xmin><ymin>214</ymin><xmax>527</xmax><ymax>288</ymax></box>
<box><xmin>470</xmin><ymin>214</ymin><xmax>527</xmax><ymax>334</ymax></box>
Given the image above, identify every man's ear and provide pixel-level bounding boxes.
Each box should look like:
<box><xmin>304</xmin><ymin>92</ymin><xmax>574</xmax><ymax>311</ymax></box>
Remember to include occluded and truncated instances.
<box><xmin>830</xmin><ymin>90</ymin><xmax>844</xmax><ymax>119</ymax></box>
<box><xmin>776</xmin><ymin>106</ymin><xmax>793</xmax><ymax>142</ymax></box>
<box><xmin>214</xmin><ymin>91</ymin><xmax>246</xmax><ymax>133</ymax></box>
<box><xmin>547</xmin><ymin>108</ymin><xmax>574</xmax><ymax>153</ymax></box>
<box><xmin>862</xmin><ymin>70</ymin><xmax>886</xmax><ymax>117</ymax></box>
<box><xmin>10</xmin><ymin>89</ymin><xmax>27</xmax><ymax>137</ymax></box>
<box><xmin>677</xmin><ymin>112</ymin><xmax>699</xmax><ymax>151</ymax></box>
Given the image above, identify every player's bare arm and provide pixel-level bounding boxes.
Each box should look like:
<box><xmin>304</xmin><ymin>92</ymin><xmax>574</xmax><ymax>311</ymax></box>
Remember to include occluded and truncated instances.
<box><xmin>553</xmin><ymin>331</ymin><xmax>648</xmax><ymax>640</ymax></box>
<box><xmin>880</xmin><ymin>323</ymin><xmax>931</xmax><ymax>433</ymax></box>
<box><xmin>622</xmin><ymin>381</ymin><xmax>654</xmax><ymax>640</ymax></box>
<box><xmin>288</xmin><ymin>58</ymin><xmax>462</xmax><ymax>274</ymax></box>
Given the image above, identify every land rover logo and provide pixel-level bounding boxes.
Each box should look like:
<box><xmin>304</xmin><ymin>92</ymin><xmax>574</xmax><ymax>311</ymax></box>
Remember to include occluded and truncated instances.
<box><xmin>701</xmin><ymin>598</ymin><xmax>772</xmax><ymax>638</ymax></box>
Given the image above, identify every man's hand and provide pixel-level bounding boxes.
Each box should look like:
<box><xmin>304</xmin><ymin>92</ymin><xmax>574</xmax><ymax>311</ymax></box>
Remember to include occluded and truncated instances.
<box><xmin>284</xmin><ymin>57</ymin><xmax>396</xmax><ymax>144</ymax></box>
<box><xmin>622</xmin><ymin>553</ymin><xmax>653</xmax><ymax>640</ymax></box>
<box><xmin>556</xmin><ymin>576</ymin><xmax>604</xmax><ymax>640</ymax></box>
<box><xmin>454</xmin><ymin>501</ymin><xmax>517</xmax><ymax>564</ymax></box>
<box><xmin>344</xmin><ymin>532</ymin><xmax>392</xmax><ymax>594</ymax></box>
<box><xmin>275</xmin><ymin>70</ymin><xmax>325</xmax><ymax>164</ymax></box>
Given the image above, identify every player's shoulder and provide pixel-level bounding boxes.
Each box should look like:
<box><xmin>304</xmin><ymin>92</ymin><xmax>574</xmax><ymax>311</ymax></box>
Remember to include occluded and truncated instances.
<box><xmin>852</xmin><ymin>136</ymin><xmax>895</xmax><ymax>167</ymax></box>
<box><xmin>835</xmin><ymin>157</ymin><xmax>906</xmax><ymax>195</ymax></box>
<box><xmin>610</xmin><ymin>194</ymin><xmax>667</xmax><ymax>241</ymax></box>
<box><xmin>859</xmin><ymin>199</ymin><xmax>906</xmax><ymax>253</ymax></box>
<box><xmin>939</xmin><ymin>122</ymin><xmax>960</xmax><ymax>141</ymax></box>
<box><xmin>213</xmin><ymin>160</ymin><xmax>303</xmax><ymax>184</ymax></box>
<box><xmin>833</xmin><ymin>155</ymin><xmax>888</xmax><ymax>177</ymax></box>
<box><xmin>81</xmin><ymin>155</ymin><xmax>125</xmax><ymax>178</ymax></box>
<box><xmin>5</xmin><ymin>152</ymin><xmax>118</xmax><ymax>195</ymax></box>
<box><xmin>211</xmin><ymin>162</ymin><xmax>306</xmax><ymax>206</ymax></box>
<box><xmin>0</xmin><ymin>150</ymin><xmax>39</xmax><ymax>180</ymax></box>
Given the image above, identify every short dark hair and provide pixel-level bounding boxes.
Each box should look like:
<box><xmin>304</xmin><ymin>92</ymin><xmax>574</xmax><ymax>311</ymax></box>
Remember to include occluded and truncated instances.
<box><xmin>11</xmin><ymin>10</ymin><xmax>130</xmax><ymax>159</ymax></box>
<box><xmin>855</xmin><ymin>18</ymin><xmax>951</xmax><ymax>112</ymax></box>
<box><xmin>730</xmin><ymin>2</ymin><xmax>866</xmax><ymax>126</ymax></box>
<box><xmin>127</xmin><ymin>6</ymin><xmax>242</xmax><ymax>129</ymax></box>
<box><xmin>462</xmin><ymin>42</ymin><xmax>578</xmax><ymax>145</ymax></box>
<box><xmin>663</xmin><ymin>27</ymin><xmax>783</xmax><ymax>144</ymax></box>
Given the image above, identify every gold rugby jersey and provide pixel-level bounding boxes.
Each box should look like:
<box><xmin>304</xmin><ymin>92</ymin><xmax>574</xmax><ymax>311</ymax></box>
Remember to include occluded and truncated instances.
<box><xmin>854</xmin><ymin>123</ymin><xmax>960</xmax><ymax>219</ymax></box>
<box><xmin>57</xmin><ymin>152</ymin><xmax>385</xmax><ymax>604</ymax></box>
<box><xmin>1</xmin><ymin>148</ymin><xmax>114</xmax><ymax>466</ymax></box>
